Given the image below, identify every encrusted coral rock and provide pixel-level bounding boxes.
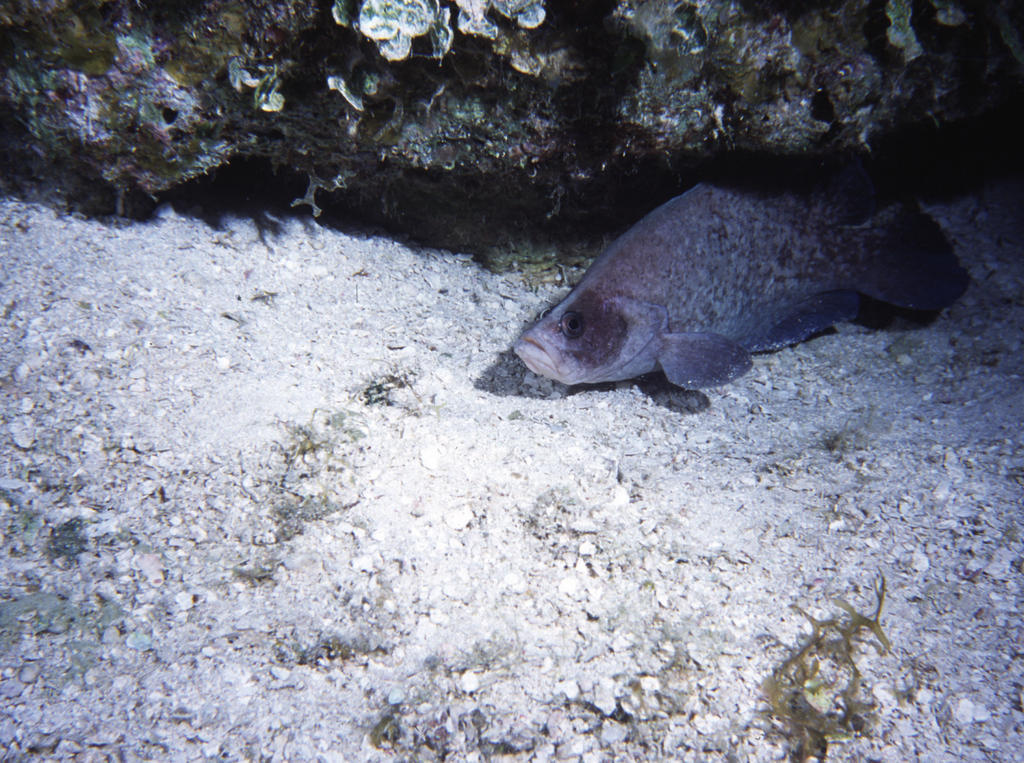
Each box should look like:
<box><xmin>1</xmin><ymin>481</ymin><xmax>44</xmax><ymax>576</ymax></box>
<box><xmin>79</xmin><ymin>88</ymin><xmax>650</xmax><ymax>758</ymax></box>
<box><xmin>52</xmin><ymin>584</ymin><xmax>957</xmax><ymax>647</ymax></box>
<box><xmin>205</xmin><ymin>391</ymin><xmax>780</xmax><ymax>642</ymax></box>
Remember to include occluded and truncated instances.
<box><xmin>492</xmin><ymin>0</ymin><xmax>546</xmax><ymax>29</ymax></box>
<box><xmin>455</xmin><ymin>0</ymin><xmax>500</xmax><ymax>38</ymax></box>
<box><xmin>357</xmin><ymin>0</ymin><xmax>453</xmax><ymax>61</ymax></box>
<box><xmin>351</xmin><ymin>0</ymin><xmax>544</xmax><ymax>57</ymax></box>
<box><xmin>885</xmin><ymin>0</ymin><xmax>923</xmax><ymax>62</ymax></box>
<box><xmin>1</xmin><ymin>0</ymin><xmax>1021</xmax><ymax>250</ymax></box>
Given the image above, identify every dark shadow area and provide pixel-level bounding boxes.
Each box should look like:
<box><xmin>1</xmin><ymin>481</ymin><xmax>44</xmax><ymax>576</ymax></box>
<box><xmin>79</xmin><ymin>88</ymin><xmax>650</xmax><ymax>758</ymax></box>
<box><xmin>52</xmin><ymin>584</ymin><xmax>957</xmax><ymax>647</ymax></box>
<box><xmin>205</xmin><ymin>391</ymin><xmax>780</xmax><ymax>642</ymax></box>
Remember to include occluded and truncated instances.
<box><xmin>864</xmin><ymin>101</ymin><xmax>1024</xmax><ymax>205</ymax></box>
<box><xmin>153</xmin><ymin>151</ymin><xmax>677</xmax><ymax>267</ymax></box>
<box><xmin>157</xmin><ymin>157</ymin><xmax>402</xmax><ymax>242</ymax></box>
<box><xmin>473</xmin><ymin>350</ymin><xmax>710</xmax><ymax>413</ymax></box>
<box><xmin>474</xmin><ymin>349</ymin><xmax>545</xmax><ymax>399</ymax></box>
<box><xmin>5</xmin><ymin>96</ymin><xmax>1020</xmax><ymax>264</ymax></box>
<box><xmin>153</xmin><ymin>157</ymin><xmax>488</xmax><ymax>264</ymax></box>
<box><xmin>683</xmin><ymin>100</ymin><xmax>1024</xmax><ymax>210</ymax></box>
<box><xmin>854</xmin><ymin>298</ymin><xmax>949</xmax><ymax>333</ymax></box>
<box><xmin>631</xmin><ymin>375</ymin><xmax>712</xmax><ymax>414</ymax></box>
<box><xmin>159</xmin><ymin>158</ymin><xmax>306</xmax><ymax>224</ymax></box>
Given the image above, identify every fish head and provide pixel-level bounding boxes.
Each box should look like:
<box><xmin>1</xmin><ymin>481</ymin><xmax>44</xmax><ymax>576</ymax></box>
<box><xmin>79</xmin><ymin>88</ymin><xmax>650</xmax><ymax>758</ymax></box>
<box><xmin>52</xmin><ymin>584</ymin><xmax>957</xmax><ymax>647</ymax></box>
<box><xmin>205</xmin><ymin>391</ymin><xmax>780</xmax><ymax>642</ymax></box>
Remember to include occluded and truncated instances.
<box><xmin>514</xmin><ymin>291</ymin><xmax>667</xmax><ymax>385</ymax></box>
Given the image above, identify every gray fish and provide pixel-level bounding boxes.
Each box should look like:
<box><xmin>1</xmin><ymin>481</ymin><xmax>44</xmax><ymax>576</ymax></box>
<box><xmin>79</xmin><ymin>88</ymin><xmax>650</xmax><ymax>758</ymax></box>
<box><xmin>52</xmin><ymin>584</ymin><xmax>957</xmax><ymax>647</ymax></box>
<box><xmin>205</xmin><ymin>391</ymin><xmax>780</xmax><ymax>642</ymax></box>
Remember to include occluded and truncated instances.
<box><xmin>514</xmin><ymin>168</ymin><xmax>967</xmax><ymax>389</ymax></box>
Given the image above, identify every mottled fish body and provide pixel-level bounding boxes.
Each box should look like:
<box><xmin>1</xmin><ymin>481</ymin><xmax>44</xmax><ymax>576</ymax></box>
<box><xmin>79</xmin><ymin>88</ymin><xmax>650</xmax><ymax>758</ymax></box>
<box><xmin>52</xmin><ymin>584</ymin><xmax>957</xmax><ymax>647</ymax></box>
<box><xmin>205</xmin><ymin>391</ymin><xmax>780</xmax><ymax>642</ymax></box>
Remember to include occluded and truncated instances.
<box><xmin>514</xmin><ymin>169</ymin><xmax>967</xmax><ymax>389</ymax></box>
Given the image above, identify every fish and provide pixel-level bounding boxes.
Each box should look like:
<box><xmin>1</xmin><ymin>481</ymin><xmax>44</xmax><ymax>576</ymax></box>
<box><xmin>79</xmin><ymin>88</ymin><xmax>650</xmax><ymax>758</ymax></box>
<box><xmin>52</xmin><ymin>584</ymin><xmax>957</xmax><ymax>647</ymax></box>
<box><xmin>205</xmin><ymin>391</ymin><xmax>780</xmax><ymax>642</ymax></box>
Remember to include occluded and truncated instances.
<box><xmin>514</xmin><ymin>166</ymin><xmax>968</xmax><ymax>389</ymax></box>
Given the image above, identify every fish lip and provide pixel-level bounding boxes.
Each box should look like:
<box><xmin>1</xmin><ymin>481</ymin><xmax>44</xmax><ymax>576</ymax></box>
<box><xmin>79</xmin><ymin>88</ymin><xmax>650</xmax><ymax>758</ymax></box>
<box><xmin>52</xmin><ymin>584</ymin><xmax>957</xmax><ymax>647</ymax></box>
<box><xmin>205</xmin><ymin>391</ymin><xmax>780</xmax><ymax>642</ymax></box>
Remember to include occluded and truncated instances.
<box><xmin>514</xmin><ymin>335</ymin><xmax>566</xmax><ymax>383</ymax></box>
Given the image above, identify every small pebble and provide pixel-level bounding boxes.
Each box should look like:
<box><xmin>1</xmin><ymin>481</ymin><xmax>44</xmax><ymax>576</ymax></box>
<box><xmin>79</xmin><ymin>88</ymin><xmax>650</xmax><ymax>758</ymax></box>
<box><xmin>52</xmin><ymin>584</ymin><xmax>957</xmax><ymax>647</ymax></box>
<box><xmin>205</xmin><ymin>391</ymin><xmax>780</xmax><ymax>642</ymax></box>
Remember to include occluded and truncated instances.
<box><xmin>638</xmin><ymin>675</ymin><xmax>660</xmax><ymax>693</ymax></box>
<box><xmin>459</xmin><ymin>670</ymin><xmax>481</xmax><ymax>693</ymax></box>
<box><xmin>420</xmin><ymin>445</ymin><xmax>441</xmax><ymax>471</ymax></box>
<box><xmin>125</xmin><ymin>631</ymin><xmax>153</xmax><ymax>651</ymax></box>
<box><xmin>9</xmin><ymin>417</ymin><xmax>35</xmax><ymax>449</ymax></box>
<box><xmin>955</xmin><ymin>696</ymin><xmax>991</xmax><ymax>724</ymax></box>
<box><xmin>351</xmin><ymin>554</ymin><xmax>376</xmax><ymax>572</ymax></box>
<box><xmin>912</xmin><ymin>549</ymin><xmax>930</xmax><ymax>573</ymax></box>
<box><xmin>558</xmin><ymin>576</ymin><xmax>579</xmax><ymax>598</ymax></box>
<box><xmin>428</xmin><ymin>608</ymin><xmax>449</xmax><ymax>626</ymax></box>
<box><xmin>556</xmin><ymin>679</ymin><xmax>580</xmax><ymax>701</ymax></box>
<box><xmin>136</xmin><ymin>553</ymin><xmax>164</xmax><ymax>586</ymax></box>
<box><xmin>692</xmin><ymin>713</ymin><xmax>722</xmax><ymax>735</ymax></box>
<box><xmin>14</xmin><ymin>354</ymin><xmax>45</xmax><ymax>382</ymax></box>
<box><xmin>502</xmin><ymin>572</ymin><xmax>527</xmax><ymax>594</ymax></box>
<box><xmin>570</xmin><ymin>518</ymin><xmax>599</xmax><ymax>534</ymax></box>
<box><xmin>0</xmin><ymin>680</ymin><xmax>23</xmax><ymax>699</ymax></box>
<box><xmin>600</xmin><ymin>721</ymin><xmax>628</xmax><ymax>745</ymax></box>
<box><xmin>18</xmin><ymin>663</ymin><xmax>41</xmax><ymax>684</ymax></box>
<box><xmin>443</xmin><ymin>506</ymin><xmax>473</xmax><ymax>530</ymax></box>
<box><xmin>283</xmin><ymin>553</ymin><xmax>313</xmax><ymax>571</ymax></box>
<box><xmin>607</xmin><ymin>486</ymin><xmax>629</xmax><ymax>509</ymax></box>
<box><xmin>593</xmin><ymin>678</ymin><xmax>618</xmax><ymax>716</ymax></box>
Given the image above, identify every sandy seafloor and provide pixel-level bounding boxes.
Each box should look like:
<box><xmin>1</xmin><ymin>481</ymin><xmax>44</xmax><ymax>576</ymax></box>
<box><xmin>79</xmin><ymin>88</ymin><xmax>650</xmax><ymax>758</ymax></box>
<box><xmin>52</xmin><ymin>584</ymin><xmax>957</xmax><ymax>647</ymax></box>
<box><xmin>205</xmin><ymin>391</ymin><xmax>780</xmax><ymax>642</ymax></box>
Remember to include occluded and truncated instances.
<box><xmin>0</xmin><ymin>174</ymin><xmax>1022</xmax><ymax>762</ymax></box>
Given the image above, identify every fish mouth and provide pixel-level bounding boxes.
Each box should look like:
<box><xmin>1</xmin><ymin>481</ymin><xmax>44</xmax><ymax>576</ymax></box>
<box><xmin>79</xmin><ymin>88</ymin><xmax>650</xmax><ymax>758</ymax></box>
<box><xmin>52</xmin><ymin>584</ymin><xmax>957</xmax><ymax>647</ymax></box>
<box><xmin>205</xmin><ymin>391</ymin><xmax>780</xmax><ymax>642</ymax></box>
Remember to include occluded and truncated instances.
<box><xmin>514</xmin><ymin>336</ymin><xmax>568</xmax><ymax>383</ymax></box>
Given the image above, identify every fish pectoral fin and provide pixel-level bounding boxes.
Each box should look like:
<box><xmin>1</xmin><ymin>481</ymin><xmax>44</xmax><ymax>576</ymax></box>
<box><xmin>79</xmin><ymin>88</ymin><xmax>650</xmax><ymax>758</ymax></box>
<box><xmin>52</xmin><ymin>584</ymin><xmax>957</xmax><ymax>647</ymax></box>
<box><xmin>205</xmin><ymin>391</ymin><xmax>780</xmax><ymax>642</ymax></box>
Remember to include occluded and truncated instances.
<box><xmin>657</xmin><ymin>332</ymin><xmax>752</xmax><ymax>389</ymax></box>
<box><xmin>744</xmin><ymin>290</ymin><xmax>861</xmax><ymax>353</ymax></box>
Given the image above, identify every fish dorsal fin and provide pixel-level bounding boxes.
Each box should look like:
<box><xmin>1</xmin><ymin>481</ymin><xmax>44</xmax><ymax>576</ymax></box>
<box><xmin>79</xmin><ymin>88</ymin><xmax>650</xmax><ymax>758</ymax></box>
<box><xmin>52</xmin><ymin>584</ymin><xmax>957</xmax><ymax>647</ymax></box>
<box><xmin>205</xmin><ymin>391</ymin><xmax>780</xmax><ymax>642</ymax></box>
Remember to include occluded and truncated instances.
<box><xmin>825</xmin><ymin>161</ymin><xmax>876</xmax><ymax>226</ymax></box>
<box><xmin>658</xmin><ymin>332</ymin><xmax>752</xmax><ymax>389</ymax></box>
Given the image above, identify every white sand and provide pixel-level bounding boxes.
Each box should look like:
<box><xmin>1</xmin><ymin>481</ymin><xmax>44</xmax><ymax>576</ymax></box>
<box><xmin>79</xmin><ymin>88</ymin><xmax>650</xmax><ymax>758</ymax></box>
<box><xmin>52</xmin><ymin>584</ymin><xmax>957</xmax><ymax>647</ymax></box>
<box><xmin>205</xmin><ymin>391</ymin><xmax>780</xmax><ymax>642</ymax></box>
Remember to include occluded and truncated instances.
<box><xmin>1</xmin><ymin>177</ymin><xmax>1022</xmax><ymax>760</ymax></box>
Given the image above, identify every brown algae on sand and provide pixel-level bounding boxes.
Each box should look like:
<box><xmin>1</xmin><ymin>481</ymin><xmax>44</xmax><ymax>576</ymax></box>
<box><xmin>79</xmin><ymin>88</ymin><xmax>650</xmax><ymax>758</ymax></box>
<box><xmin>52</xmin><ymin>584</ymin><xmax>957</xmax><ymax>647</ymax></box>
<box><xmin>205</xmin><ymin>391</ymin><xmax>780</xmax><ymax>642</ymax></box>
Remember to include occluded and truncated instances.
<box><xmin>763</xmin><ymin>577</ymin><xmax>891</xmax><ymax>760</ymax></box>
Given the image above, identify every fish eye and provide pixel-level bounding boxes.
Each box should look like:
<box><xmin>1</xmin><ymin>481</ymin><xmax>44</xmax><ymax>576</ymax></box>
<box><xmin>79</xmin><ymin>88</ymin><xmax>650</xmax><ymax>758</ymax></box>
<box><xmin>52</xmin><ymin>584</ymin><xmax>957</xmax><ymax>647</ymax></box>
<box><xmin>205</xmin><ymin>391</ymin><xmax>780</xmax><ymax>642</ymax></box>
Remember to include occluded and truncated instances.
<box><xmin>559</xmin><ymin>311</ymin><xmax>585</xmax><ymax>339</ymax></box>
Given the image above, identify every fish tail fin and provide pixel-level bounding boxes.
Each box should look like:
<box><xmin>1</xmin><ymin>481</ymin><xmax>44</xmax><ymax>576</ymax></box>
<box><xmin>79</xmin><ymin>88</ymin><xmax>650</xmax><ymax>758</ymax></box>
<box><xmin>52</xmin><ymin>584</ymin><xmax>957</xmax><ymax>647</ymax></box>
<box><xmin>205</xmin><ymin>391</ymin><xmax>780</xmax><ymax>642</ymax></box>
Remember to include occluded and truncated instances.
<box><xmin>854</xmin><ymin>207</ymin><xmax>968</xmax><ymax>311</ymax></box>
